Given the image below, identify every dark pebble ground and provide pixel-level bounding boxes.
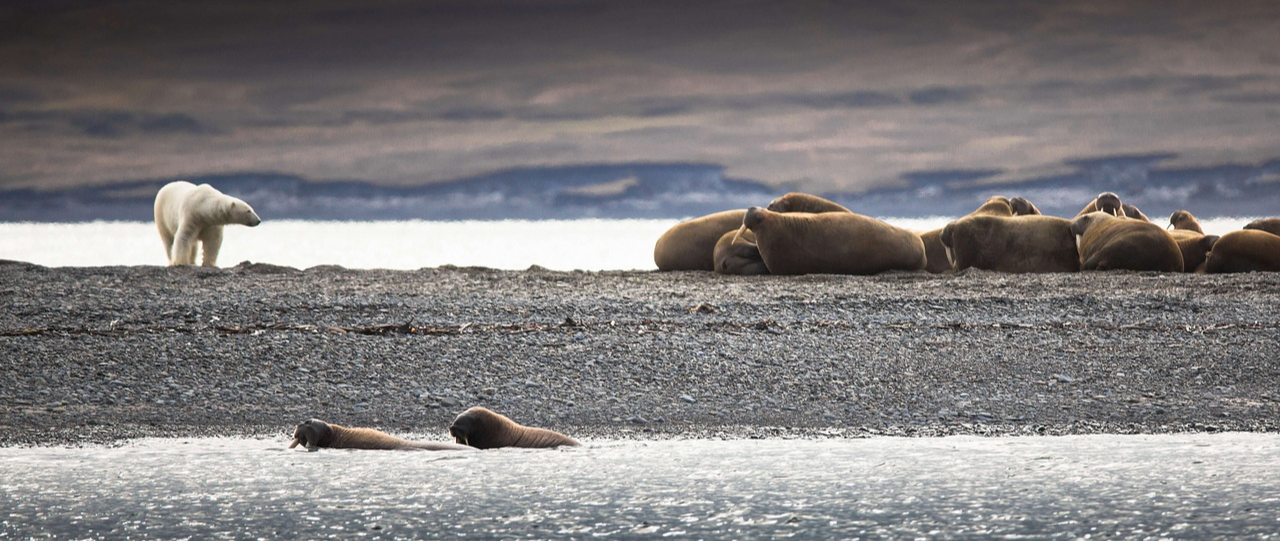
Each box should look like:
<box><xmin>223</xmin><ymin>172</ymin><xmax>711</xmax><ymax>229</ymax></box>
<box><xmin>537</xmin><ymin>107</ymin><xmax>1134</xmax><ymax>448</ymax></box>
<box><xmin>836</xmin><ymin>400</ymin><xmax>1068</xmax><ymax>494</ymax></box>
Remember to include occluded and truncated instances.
<box><xmin>2</xmin><ymin>259</ymin><xmax>1279</xmax><ymax>446</ymax></box>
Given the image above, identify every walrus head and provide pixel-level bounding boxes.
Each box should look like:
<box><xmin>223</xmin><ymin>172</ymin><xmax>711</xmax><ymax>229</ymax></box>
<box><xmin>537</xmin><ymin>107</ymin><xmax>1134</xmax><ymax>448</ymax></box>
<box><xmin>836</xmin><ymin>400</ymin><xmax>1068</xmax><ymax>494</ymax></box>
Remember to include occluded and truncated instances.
<box><xmin>1009</xmin><ymin>197</ymin><xmax>1041</xmax><ymax>216</ymax></box>
<box><xmin>1122</xmin><ymin>203</ymin><xmax>1149</xmax><ymax>222</ymax></box>
<box><xmin>1243</xmin><ymin>218</ymin><xmax>1280</xmax><ymax>236</ymax></box>
<box><xmin>1070</xmin><ymin>211</ymin><xmax>1111</xmax><ymax>238</ymax></box>
<box><xmin>743</xmin><ymin>207</ymin><xmax>769</xmax><ymax>231</ymax></box>
<box><xmin>449</xmin><ymin>408</ymin><xmax>498</xmax><ymax>448</ymax></box>
<box><xmin>766</xmin><ymin>195</ymin><xmax>793</xmax><ymax>213</ymax></box>
<box><xmin>1094</xmin><ymin>193</ymin><xmax>1123</xmax><ymax>217</ymax></box>
<box><xmin>1168</xmin><ymin>210</ymin><xmax>1200</xmax><ymax>231</ymax></box>
<box><xmin>974</xmin><ymin>196</ymin><xmax>1013</xmax><ymax>216</ymax></box>
<box><xmin>289</xmin><ymin>419</ymin><xmax>334</xmax><ymax>449</ymax></box>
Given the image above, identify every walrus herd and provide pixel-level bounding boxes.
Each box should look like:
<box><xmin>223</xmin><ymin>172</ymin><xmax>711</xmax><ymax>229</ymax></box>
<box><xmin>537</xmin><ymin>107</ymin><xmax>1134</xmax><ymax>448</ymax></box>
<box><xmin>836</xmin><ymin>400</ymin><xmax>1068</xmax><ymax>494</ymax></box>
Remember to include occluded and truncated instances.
<box><xmin>290</xmin><ymin>191</ymin><xmax>1273</xmax><ymax>452</ymax></box>
<box><xmin>655</xmin><ymin>191</ymin><xmax>1280</xmax><ymax>275</ymax></box>
<box><xmin>290</xmin><ymin>406</ymin><xmax>580</xmax><ymax>452</ymax></box>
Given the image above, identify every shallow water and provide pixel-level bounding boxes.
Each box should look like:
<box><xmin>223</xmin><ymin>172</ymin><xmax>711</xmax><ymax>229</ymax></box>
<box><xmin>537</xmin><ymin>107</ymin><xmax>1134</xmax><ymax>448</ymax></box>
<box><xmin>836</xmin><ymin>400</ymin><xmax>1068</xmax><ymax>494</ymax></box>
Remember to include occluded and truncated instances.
<box><xmin>0</xmin><ymin>217</ymin><xmax>1256</xmax><ymax>271</ymax></box>
<box><xmin>3</xmin><ymin>433</ymin><xmax>1278</xmax><ymax>539</ymax></box>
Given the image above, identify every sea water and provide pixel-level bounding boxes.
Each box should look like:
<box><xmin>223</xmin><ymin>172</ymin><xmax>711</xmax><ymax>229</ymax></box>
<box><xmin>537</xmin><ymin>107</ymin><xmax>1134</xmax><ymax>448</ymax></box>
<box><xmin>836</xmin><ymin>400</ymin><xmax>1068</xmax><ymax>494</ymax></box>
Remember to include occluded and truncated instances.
<box><xmin>2</xmin><ymin>434</ymin><xmax>1279</xmax><ymax>539</ymax></box>
<box><xmin>0</xmin><ymin>217</ymin><xmax>1258</xmax><ymax>271</ymax></box>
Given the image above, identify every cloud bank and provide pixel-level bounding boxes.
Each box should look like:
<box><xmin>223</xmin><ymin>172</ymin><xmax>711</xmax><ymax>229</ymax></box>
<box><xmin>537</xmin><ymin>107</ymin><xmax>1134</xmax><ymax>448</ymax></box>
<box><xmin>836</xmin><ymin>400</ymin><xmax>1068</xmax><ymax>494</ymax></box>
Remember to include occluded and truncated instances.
<box><xmin>2</xmin><ymin>0</ymin><xmax>1278</xmax><ymax>193</ymax></box>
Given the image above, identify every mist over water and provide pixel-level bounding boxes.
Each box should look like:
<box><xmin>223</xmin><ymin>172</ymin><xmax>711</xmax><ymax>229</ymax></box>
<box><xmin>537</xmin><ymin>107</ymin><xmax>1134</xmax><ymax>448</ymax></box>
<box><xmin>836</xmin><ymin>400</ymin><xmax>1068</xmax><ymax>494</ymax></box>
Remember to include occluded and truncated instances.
<box><xmin>3</xmin><ymin>434</ymin><xmax>1279</xmax><ymax>539</ymax></box>
<box><xmin>0</xmin><ymin>217</ymin><xmax>1257</xmax><ymax>271</ymax></box>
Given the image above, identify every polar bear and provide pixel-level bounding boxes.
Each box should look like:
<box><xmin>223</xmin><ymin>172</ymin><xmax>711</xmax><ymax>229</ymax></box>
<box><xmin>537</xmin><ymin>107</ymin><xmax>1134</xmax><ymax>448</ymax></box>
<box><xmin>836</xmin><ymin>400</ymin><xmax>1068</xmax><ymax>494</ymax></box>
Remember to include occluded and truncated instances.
<box><xmin>154</xmin><ymin>181</ymin><xmax>261</xmax><ymax>266</ymax></box>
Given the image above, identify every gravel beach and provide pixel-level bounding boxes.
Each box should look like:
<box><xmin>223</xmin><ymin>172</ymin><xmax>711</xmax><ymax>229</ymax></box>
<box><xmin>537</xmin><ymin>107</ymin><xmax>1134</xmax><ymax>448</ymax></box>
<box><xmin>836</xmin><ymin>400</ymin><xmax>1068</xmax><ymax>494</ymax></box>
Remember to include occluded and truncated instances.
<box><xmin>2</xmin><ymin>259</ymin><xmax>1279</xmax><ymax>446</ymax></box>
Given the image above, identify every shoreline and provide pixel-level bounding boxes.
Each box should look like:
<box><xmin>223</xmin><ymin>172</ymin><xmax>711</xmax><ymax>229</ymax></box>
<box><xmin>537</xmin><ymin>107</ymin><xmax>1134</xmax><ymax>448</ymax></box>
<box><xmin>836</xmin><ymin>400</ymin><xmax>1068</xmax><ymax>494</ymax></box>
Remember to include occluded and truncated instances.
<box><xmin>3</xmin><ymin>260</ymin><xmax>1279</xmax><ymax>446</ymax></box>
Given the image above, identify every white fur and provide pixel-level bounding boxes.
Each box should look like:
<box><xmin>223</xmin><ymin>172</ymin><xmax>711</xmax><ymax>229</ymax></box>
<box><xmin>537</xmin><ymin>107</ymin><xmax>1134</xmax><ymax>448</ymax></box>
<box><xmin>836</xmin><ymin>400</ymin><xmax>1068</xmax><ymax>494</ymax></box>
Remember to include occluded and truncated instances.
<box><xmin>153</xmin><ymin>181</ymin><xmax>261</xmax><ymax>266</ymax></box>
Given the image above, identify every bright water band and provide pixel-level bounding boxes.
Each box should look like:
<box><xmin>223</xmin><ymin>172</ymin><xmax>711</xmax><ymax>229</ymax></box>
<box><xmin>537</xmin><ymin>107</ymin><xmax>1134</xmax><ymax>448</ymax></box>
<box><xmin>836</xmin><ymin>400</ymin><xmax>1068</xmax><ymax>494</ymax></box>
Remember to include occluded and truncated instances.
<box><xmin>3</xmin><ymin>434</ymin><xmax>1278</xmax><ymax>539</ymax></box>
<box><xmin>0</xmin><ymin>217</ymin><xmax>1257</xmax><ymax>271</ymax></box>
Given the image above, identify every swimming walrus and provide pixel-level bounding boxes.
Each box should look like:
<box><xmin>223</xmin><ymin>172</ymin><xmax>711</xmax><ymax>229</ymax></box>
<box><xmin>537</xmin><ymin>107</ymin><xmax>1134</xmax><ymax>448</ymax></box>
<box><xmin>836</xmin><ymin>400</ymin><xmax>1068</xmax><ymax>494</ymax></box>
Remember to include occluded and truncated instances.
<box><xmin>713</xmin><ymin>226</ymin><xmax>768</xmax><ymax>275</ymax></box>
<box><xmin>1168</xmin><ymin>229</ymin><xmax>1219</xmax><ymax>273</ymax></box>
<box><xmin>920</xmin><ymin>196</ymin><xmax>1016</xmax><ymax>274</ymax></box>
<box><xmin>653</xmin><ymin>209</ymin><xmax>747</xmax><ymax>271</ymax></box>
<box><xmin>1077</xmin><ymin>192</ymin><xmax>1125</xmax><ymax>217</ymax></box>
<box><xmin>765</xmin><ymin>192</ymin><xmax>852</xmax><ymax>214</ymax></box>
<box><xmin>940</xmin><ymin>214</ymin><xmax>1079</xmax><ymax>273</ymax></box>
<box><xmin>1168</xmin><ymin>210</ymin><xmax>1205</xmax><ymax>233</ymax></box>
<box><xmin>449</xmin><ymin>406</ymin><xmax>581</xmax><ymax>449</ymax></box>
<box><xmin>744</xmin><ymin>206</ymin><xmax>926</xmax><ymax>275</ymax></box>
<box><xmin>1203</xmin><ymin>229</ymin><xmax>1280</xmax><ymax>273</ymax></box>
<box><xmin>1070</xmin><ymin>212</ymin><xmax>1184</xmax><ymax>272</ymax></box>
<box><xmin>1244</xmin><ymin>218</ymin><xmax>1280</xmax><ymax>236</ymax></box>
<box><xmin>289</xmin><ymin>419</ymin><xmax>476</xmax><ymax>451</ymax></box>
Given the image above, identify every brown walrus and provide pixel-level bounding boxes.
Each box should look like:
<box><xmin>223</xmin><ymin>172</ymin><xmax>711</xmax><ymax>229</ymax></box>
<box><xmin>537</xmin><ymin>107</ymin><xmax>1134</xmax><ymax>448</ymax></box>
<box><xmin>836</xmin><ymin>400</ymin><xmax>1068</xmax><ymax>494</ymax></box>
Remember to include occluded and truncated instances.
<box><xmin>1122</xmin><ymin>203</ymin><xmax>1151</xmax><ymax>222</ymax></box>
<box><xmin>1168</xmin><ymin>229</ymin><xmax>1220</xmax><ymax>273</ymax></box>
<box><xmin>289</xmin><ymin>419</ymin><xmax>476</xmax><ymax>451</ymax></box>
<box><xmin>653</xmin><ymin>209</ymin><xmax>747</xmax><ymax>271</ymax></box>
<box><xmin>1077</xmin><ymin>192</ymin><xmax>1125</xmax><ymax>217</ymax></box>
<box><xmin>713</xmin><ymin>226</ymin><xmax>768</xmax><ymax>275</ymax></box>
<box><xmin>743</xmin><ymin>206</ymin><xmax>925</xmax><ymax>275</ymax></box>
<box><xmin>1009</xmin><ymin>197</ymin><xmax>1042</xmax><ymax>216</ymax></box>
<box><xmin>712</xmin><ymin>193</ymin><xmax>852</xmax><ymax>275</ymax></box>
<box><xmin>1070</xmin><ymin>212</ymin><xmax>1184</xmax><ymax>272</ymax></box>
<box><xmin>1244</xmin><ymin>218</ymin><xmax>1280</xmax><ymax>236</ymax></box>
<box><xmin>940</xmin><ymin>214</ymin><xmax>1079</xmax><ymax>273</ymax></box>
<box><xmin>765</xmin><ymin>192</ymin><xmax>852</xmax><ymax>214</ymax></box>
<box><xmin>449</xmin><ymin>407</ymin><xmax>580</xmax><ymax>449</ymax></box>
<box><xmin>1168</xmin><ymin>210</ymin><xmax>1204</xmax><ymax>233</ymax></box>
<box><xmin>1203</xmin><ymin>229</ymin><xmax>1280</xmax><ymax>273</ymax></box>
<box><xmin>920</xmin><ymin>196</ymin><xmax>1016</xmax><ymax>274</ymax></box>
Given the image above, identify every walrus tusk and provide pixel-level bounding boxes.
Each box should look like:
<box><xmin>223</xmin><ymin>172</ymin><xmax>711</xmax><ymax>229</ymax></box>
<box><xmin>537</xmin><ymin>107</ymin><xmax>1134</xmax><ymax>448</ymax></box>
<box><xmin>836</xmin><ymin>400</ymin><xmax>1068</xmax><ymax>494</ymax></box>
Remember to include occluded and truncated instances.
<box><xmin>289</xmin><ymin>438</ymin><xmax>301</xmax><ymax>449</ymax></box>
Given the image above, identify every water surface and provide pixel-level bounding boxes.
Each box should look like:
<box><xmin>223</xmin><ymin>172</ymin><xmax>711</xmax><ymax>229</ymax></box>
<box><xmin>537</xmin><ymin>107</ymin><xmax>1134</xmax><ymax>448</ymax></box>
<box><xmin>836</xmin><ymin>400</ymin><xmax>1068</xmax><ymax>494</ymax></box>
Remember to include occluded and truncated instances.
<box><xmin>3</xmin><ymin>433</ymin><xmax>1278</xmax><ymax>539</ymax></box>
<box><xmin>0</xmin><ymin>217</ymin><xmax>1256</xmax><ymax>271</ymax></box>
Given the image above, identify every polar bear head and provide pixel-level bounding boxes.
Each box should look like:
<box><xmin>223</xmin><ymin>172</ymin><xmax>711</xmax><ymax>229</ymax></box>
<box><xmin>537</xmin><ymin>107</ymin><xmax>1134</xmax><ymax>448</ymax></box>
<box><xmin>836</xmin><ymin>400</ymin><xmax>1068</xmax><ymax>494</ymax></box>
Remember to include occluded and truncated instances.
<box><xmin>224</xmin><ymin>198</ymin><xmax>262</xmax><ymax>227</ymax></box>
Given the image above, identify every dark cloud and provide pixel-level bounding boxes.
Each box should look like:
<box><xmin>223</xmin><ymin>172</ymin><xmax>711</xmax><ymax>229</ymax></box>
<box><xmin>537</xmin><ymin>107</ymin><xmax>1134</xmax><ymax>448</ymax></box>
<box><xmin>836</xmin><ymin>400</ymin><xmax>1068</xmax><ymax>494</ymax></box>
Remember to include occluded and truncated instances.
<box><xmin>138</xmin><ymin>113</ymin><xmax>208</xmax><ymax>135</ymax></box>
<box><xmin>0</xmin><ymin>109</ymin><xmax>212</xmax><ymax>138</ymax></box>
<box><xmin>250</xmin><ymin>84</ymin><xmax>362</xmax><ymax>110</ymax></box>
<box><xmin>70</xmin><ymin>111</ymin><xmax>135</xmax><ymax>137</ymax></box>
<box><xmin>0</xmin><ymin>85</ymin><xmax>39</xmax><ymax>105</ymax></box>
<box><xmin>908</xmin><ymin>86</ymin><xmax>979</xmax><ymax>106</ymax></box>
<box><xmin>1215</xmin><ymin>92</ymin><xmax>1280</xmax><ymax>104</ymax></box>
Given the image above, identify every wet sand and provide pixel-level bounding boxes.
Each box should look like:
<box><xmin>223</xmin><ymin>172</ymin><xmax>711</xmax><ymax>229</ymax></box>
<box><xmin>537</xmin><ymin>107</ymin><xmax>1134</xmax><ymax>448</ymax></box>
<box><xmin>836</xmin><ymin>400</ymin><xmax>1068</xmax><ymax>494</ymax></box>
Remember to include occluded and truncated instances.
<box><xmin>2</xmin><ymin>259</ymin><xmax>1279</xmax><ymax>446</ymax></box>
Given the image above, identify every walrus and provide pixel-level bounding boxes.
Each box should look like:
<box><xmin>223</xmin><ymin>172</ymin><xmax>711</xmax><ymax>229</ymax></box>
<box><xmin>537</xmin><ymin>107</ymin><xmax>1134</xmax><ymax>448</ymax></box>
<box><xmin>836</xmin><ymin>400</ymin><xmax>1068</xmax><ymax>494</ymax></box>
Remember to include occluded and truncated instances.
<box><xmin>1077</xmin><ymin>192</ymin><xmax>1124</xmax><ymax>217</ymax></box>
<box><xmin>1168</xmin><ymin>229</ymin><xmax>1219</xmax><ymax>273</ymax></box>
<box><xmin>289</xmin><ymin>419</ymin><xmax>476</xmax><ymax>451</ymax></box>
<box><xmin>743</xmin><ymin>206</ymin><xmax>925</xmax><ymax>275</ymax></box>
<box><xmin>765</xmin><ymin>192</ymin><xmax>852</xmax><ymax>214</ymax></box>
<box><xmin>1203</xmin><ymin>229</ymin><xmax>1280</xmax><ymax>273</ymax></box>
<box><xmin>940</xmin><ymin>214</ymin><xmax>1080</xmax><ymax>273</ymax></box>
<box><xmin>713</xmin><ymin>226</ymin><xmax>768</xmax><ymax>275</ymax></box>
<box><xmin>653</xmin><ymin>209</ymin><xmax>747</xmax><ymax>271</ymax></box>
<box><xmin>449</xmin><ymin>407</ymin><xmax>580</xmax><ymax>449</ymax></box>
<box><xmin>920</xmin><ymin>196</ymin><xmax>1016</xmax><ymax>273</ymax></box>
<box><xmin>1168</xmin><ymin>210</ymin><xmax>1204</xmax><ymax>233</ymax></box>
<box><xmin>1070</xmin><ymin>212</ymin><xmax>1183</xmax><ymax>272</ymax></box>
<box><xmin>1123</xmin><ymin>203</ymin><xmax>1151</xmax><ymax>222</ymax></box>
<box><xmin>1244</xmin><ymin>218</ymin><xmax>1280</xmax><ymax>236</ymax></box>
<box><xmin>1009</xmin><ymin>197</ymin><xmax>1042</xmax><ymax>216</ymax></box>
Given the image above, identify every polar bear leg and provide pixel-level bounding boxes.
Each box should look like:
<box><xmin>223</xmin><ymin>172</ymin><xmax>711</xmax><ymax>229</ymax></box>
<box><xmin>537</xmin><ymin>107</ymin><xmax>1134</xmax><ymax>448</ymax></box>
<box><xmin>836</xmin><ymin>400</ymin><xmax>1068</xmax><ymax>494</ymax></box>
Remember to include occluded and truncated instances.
<box><xmin>199</xmin><ymin>226</ymin><xmax>223</xmax><ymax>267</ymax></box>
<box><xmin>157</xmin><ymin>222</ymin><xmax>176</xmax><ymax>262</ymax></box>
<box><xmin>171</xmin><ymin>223</ymin><xmax>202</xmax><ymax>266</ymax></box>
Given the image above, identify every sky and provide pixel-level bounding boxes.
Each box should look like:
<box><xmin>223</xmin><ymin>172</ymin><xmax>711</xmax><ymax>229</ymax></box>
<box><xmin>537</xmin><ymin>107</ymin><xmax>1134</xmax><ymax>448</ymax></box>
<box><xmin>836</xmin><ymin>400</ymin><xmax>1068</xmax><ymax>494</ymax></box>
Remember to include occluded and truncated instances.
<box><xmin>2</xmin><ymin>0</ymin><xmax>1279</xmax><ymax>193</ymax></box>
